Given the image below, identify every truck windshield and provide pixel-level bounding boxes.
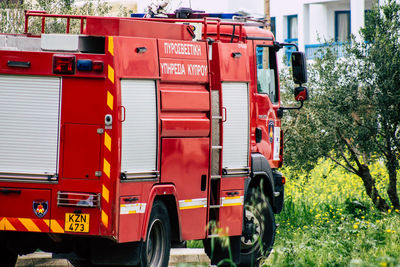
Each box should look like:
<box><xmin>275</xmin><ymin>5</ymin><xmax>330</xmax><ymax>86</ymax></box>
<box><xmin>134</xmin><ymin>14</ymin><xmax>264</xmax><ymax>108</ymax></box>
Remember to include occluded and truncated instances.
<box><xmin>256</xmin><ymin>46</ymin><xmax>278</xmax><ymax>103</ymax></box>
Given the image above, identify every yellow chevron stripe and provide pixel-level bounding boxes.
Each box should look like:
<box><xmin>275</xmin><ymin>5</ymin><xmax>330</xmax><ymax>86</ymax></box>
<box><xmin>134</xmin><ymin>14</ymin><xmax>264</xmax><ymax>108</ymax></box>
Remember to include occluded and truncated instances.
<box><xmin>107</xmin><ymin>91</ymin><xmax>114</xmax><ymax>111</ymax></box>
<box><xmin>104</xmin><ymin>132</ymin><xmax>112</xmax><ymax>152</ymax></box>
<box><xmin>108</xmin><ymin>65</ymin><xmax>114</xmax><ymax>84</ymax></box>
<box><xmin>108</xmin><ymin>36</ymin><xmax>114</xmax><ymax>56</ymax></box>
<box><xmin>3</xmin><ymin>218</ymin><xmax>16</xmax><ymax>231</ymax></box>
<box><xmin>101</xmin><ymin>210</ymin><xmax>108</xmax><ymax>228</ymax></box>
<box><xmin>50</xmin><ymin>220</ymin><xmax>64</xmax><ymax>233</ymax></box>
<box><xmin>103</xmin><ymin>159</ymin><xmax>110</xmax><ymax>178</ymax></box>
<box><xmin>19</xmin><ymin>218</ymin><xmax>40</xmax><ymax>232</ymax></box>
<box><xmin>102</xmin><ymin>185</ymin><xmax>110</xmax><ymax>203</ymax></box>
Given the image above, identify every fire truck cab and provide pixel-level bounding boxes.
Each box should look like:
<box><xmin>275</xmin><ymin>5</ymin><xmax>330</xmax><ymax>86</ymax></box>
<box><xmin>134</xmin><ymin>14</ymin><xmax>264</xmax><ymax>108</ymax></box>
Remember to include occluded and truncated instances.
<box><xmin>0</xmin><ymin>10</ymin><xmax>307</xmax><ymax>267</ymax></box>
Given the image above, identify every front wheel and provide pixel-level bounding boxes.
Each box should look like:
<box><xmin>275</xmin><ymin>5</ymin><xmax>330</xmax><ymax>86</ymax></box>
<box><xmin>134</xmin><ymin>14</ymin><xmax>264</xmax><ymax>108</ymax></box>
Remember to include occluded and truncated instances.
<box><xmin>140</xmin><ymin>200</ymin><xmax>171</xmax><ymax>267</ymax></box>
<box><xmin>239</xmin><ymin>188</ymin><xmax>276</xmax><ymax>266</ymax></box>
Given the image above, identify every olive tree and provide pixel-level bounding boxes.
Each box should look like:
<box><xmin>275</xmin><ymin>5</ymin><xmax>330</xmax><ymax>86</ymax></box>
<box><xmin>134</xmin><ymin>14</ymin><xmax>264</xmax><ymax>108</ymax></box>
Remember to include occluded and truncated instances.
<box><xmin>282</xmin><ymin>0</ymin><xmax>400</xmax><ymax>211</ymax></box>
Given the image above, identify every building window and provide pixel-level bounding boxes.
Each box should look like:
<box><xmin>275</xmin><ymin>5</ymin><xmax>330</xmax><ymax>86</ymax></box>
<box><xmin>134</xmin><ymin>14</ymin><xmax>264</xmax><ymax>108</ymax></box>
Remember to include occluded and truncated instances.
<box><xmin>335</xmin><ymin>11</ymin><xmax>350</xmax><ymax>42</ymax></box>
<box><xmin>270</xmin><ymin>17</ymin><xmax>276</xmax><ymax>37</ymax></box>
<box><xmin>287</xmin><ymin>15</ymin><xmax>298</xmax><ymax>42</ymax></box>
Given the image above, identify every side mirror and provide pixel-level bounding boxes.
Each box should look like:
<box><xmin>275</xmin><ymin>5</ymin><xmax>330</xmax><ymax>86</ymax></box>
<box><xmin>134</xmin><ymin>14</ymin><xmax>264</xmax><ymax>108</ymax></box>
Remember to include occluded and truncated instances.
<box><xmin>291</xmin><ymin>51</ymin><xmax>307</xmax><ymax>84</ymax></box>
<box><xmin>294</xmin><ymin>86</ymin><xmax>308</xmax><ymax>102</ymax></box>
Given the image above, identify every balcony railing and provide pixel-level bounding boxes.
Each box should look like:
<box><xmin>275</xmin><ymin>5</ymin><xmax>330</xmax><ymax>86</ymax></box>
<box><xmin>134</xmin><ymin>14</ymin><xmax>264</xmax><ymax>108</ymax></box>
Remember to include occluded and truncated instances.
<box><xmin>284</xmin><ymin>38</ymin><xmax>298</xmax><ymax>65</ymax></box>
<box><xmin>305</xmin><ymin>42</ymin><xmax>346</xmax><ymax>60</ymax></box>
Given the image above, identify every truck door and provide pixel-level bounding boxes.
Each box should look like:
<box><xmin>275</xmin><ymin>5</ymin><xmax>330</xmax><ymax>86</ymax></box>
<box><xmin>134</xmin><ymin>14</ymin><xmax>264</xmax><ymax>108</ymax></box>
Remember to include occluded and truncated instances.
<box><xmin>253</xmin><ymin>41</ymin><xmax>281</xmax><ymax>166</ymax></box>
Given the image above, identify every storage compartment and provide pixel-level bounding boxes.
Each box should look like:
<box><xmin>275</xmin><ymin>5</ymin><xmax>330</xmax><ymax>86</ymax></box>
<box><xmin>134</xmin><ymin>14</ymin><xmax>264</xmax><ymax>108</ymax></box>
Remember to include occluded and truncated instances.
<box><xmin>118</xmin><ymin>195</ymin><xmax>145</xmax><ymax>242</ymax></box>
<box><xmin>62</xmin><ymin>124</ymin><xmax>102</xmax><ymax>179</ymax></box>
<box><xmin>0</xmin><ymin>75</ymin><xmax>61</xmax><ymax>180</ymax></box>
<box><xmin>219</xmin><ymin>189</ymin><xmax>244</xmax><ymax>236</ymax></box>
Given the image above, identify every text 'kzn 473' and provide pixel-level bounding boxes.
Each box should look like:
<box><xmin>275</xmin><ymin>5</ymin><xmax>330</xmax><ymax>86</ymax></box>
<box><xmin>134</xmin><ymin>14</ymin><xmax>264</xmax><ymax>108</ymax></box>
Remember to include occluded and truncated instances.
<box><xmin>0</xmin><ymin>8</ymin><xmax>307</xmax><ymax>267</ymax></box>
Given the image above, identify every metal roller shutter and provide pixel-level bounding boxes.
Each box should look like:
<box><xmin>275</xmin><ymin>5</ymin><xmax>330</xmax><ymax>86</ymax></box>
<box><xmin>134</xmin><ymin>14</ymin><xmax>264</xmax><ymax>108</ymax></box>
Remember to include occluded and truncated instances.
<box><xmin>121</xmin><ymin>79</ymin><xmax>157</xmax><ymax>174</ymax></box>
<box><xmin>0</xmin><ymin>75</ymin><xmax>61</xmax><ymax>176</ymax></box>
<box><xmin>222</xmin><ymin>82</ymin><xmax>249</xmax><ymax>170</ymax></box>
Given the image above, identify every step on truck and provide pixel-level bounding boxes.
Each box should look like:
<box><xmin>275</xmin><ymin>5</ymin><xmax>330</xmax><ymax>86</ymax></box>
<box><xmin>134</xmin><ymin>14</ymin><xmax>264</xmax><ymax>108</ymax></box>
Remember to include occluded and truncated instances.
<box><xmin>0</xmin><ymin>9</ymin><xmax>308</xmax><ymax>267</ymax></box>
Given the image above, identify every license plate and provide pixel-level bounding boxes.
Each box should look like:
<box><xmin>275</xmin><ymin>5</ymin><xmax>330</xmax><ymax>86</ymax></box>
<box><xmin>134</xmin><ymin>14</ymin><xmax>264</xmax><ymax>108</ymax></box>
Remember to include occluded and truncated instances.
<box><xmin>65</xmin><ymin>213</ymin><xmax>90</xmax><ymax>233</ymax></box>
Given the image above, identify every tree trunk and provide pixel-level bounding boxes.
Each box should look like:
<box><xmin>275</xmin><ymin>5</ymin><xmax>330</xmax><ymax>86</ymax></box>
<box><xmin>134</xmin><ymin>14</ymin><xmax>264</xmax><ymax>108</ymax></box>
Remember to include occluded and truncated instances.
<box><xmin>386</xmin><ymin>155</ymin><xmax>400</xmax><ymax>210</ymax></box>
<box><xmin>357</xmin><ymin>165</ymin><xmax>390</xmax><ymax>212</ymax></box>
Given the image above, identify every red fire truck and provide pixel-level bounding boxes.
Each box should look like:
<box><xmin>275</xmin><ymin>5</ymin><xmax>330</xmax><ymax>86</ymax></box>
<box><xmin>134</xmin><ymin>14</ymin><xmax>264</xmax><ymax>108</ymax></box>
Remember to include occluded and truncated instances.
<box><xmin>0</xmin><ymin>9</ymin><xmax>307</xmax><ymax>267</ymax></box>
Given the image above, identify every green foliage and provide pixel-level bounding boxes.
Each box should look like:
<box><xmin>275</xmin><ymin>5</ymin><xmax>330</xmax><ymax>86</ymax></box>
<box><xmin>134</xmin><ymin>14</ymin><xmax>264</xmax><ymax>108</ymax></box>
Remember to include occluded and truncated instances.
<box><xmin>281</xmin><ymin>0</ymin><xmax>400</xmax><ymax>210</ymax></box>
<box><xmin>0</xmin><ymin>0</ymin><xmax>112</xmax><ymax>34</ymax></box>
<box><xmin>355</xmin><ymin>0</ymin><xmax>400</xmax><ymax>171</ymax></box>
<box><xmin>261</xmin><ymin>160</ymin><xmax>400</xmax><ymax>266</ymax></box>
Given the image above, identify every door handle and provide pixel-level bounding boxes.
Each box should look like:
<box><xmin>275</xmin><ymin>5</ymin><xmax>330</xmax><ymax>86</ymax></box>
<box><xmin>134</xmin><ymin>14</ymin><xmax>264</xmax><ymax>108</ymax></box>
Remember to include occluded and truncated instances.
<box><xmin>222</xmin><ymin>107</ymin><xmax>227</xmax><ymax>122</ymax></box>
<box><xmin>123</xmin><ymin>197</ymin><xmax>138</xmax><ymax>202</ymax></box>
<box><xmin>201</xmin><ymin>175</ymin><xmax>207</xmax><ymax>191</ymax></box>
<box><xmin>0</xmin><ymin>189</ymin><xmax>21</xmax><ymax>195</ymax></box>
<box><xmin>227</xmin><ymin>191</ymin><xmax>239</xmax><ymax>197</ymax></box>
<box><xmin>120</xmin><ymin>106</ymin><xmax>126</xmax><ymax>122</ymax></box>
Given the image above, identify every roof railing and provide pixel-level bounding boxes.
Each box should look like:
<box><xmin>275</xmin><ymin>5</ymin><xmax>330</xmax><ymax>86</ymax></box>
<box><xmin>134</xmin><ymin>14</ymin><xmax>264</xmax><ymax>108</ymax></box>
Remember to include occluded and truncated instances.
<box><xmin>24</xmin><ymin>10</ymin><xmax>245</xmax><ymax>42</ymax></box>
<box><xmin>24</xmin><ymin>10</ymin><xmax>88</xmax><ymax>34</ymax></box>
<box><xmin>130</xmin><ymin>16</ymin><xmax>245</xmax><ymax>42</ymax></box>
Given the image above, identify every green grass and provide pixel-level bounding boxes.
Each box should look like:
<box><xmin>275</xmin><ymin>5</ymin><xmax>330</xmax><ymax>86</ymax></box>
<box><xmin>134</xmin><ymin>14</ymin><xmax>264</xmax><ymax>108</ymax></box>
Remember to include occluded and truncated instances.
<box><xmin>262</xmin><ymin>160</ymin><xmax>400</xmax><ymax>266</ymax></box>
<box><xmin>188</xmin><ymin>159</ymin><xmax>400</xmax><ymax>266</ymax></box>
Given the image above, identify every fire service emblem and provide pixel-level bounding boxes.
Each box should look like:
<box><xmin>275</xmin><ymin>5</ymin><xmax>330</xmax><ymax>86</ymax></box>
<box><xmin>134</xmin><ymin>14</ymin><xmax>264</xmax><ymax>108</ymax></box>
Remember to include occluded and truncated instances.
<box><xmin>268</xmin><ymin>120</ymin><xmax>274</xmax><ymax>143</ymax></box>
<box><xmin>33</xmin><ymin>200</ymin><xmax>48</xmax><ymax>218</ymax></box>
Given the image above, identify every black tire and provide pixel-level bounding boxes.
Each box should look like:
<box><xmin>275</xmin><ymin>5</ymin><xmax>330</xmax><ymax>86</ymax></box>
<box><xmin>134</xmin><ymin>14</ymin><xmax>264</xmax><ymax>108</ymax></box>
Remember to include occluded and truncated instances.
<box><xmin>139</xmin><ymin>200</ymin><xmax>171</xmax><ymax>267</ymax></box>
<box><xmin>0</xmin><ymin>245</ymin><xmax>17</xmax><ymax>267</ymax></box>
<box><xmin>239</xmin><ymin>188</ymin><xmax>276</xmax><ymax>266</ymax></box>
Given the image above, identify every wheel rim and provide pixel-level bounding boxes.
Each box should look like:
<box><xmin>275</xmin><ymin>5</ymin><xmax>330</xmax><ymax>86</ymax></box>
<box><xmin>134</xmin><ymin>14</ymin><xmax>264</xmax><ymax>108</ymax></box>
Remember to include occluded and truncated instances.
<box><xmin>146</xmin><ymin>219</ymin><xmax>165</xmax><ymax>266</ymax></box>
<box><xmin>241</xmin><ymin>206</ymin><xmax>263</xmax><ymax>254</ymax></box>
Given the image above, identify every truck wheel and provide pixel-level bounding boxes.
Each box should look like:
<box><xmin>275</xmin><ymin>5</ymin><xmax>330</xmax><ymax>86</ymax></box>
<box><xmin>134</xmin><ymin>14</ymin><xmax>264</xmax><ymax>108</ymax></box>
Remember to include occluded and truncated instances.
<box><xmin>239</xmin><ymin>188</ymin><xmax>276</xmax><ymax>266</ymax></box>
<box><xmin>140</xmin><ymin>200</ymin><xmax>171</xmax><ymax>267</ymax></box>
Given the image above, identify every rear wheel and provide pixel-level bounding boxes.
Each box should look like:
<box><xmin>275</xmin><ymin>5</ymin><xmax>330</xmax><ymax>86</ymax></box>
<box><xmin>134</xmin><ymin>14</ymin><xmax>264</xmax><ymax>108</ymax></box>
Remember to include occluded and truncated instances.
<box><xmin>140</xmin><ymin>200</ymin><xmax>171</xmax><ymax>267</ymax></box>
<box><xmin>239</xmin><ymin>188</ymin><xmax>276</xmax><ymax>266</ymax></box>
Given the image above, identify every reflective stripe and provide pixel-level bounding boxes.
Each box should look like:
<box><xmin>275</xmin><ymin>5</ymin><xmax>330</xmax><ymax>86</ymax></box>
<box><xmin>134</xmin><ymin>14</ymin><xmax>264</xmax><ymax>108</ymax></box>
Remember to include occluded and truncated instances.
<box><xmin>49</xmin><ymin>219</ymin><xmax>64</xmax><ymax>233</ymax></box>
<box><xmin>103</xmin><ymin>159</ymin><xmax>111</xmax><ymax>178</ymax></box>
<box><xmin>120</xmin><ymin>203</ymin><xmax>147</xmax><ymax>214</ymax></box>
<box><xmin>104</xmin><ymin>132</ymin><xmax>112</xmax><ymax>152</ymax></box>
<box><xmin>108</xmin><ymin>65</ymin><xmax>115</xmax><ymax>83</ymax></box>
<box><xmin>221</xmin><ymin>196</ymin><xmax>244</xmax><ymax>207</ymax></box>
<box><xmin>102</xmin><ymin>185</ymin><xmax>110</xmax><ymax>203</ymax></box>
<box><xmin>107</xmin><ymin>91</ymin><xmax>114</xmax><ymax>111</ymax></box>
<box><xmin>101</xmin><ymin>210</ymin><xmax>108</xmax><ymax>227</ymax></box>
<box><xmin>108</xmin><ymin>36</ymin><xmax>114</xmax><ymax>56</ymax></box>
<box><xmin>0</xmin><ymin>218</ymin><xmax>16</xmax><ymax>231</ymax></box>
<box><xmin>179</xmin><ymin>198</ymin><xmax>207</xmax><ymax>210</ymax></box>
<box><xmin>19</xmin><ymin>218</ymin><xmax>41</xmax><ymax>232</ymax></box>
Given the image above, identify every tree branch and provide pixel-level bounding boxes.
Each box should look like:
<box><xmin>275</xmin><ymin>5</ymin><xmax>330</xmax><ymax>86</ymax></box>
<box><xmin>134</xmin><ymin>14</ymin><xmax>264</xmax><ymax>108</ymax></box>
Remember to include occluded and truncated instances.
<box><xmin>337</xmin><ymin>146</ymin><xmax>359</xmax><ymax>173</ymax></box>
<box><xmin>337</xmin><ymin>129</ymin><xmax>363</xmax><ymax>170</ymax></box>
<box><xmin>327</xmin><ymin>155</ymin><xmax>357</xmax><ymax>174</ymax></box>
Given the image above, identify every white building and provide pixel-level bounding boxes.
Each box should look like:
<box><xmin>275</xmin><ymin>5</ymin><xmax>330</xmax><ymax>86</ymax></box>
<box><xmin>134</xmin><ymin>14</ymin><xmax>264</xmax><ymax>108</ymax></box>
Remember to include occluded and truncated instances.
<box><xmin>74</xmin><ymin>0</ymin><xmax>376</xmax><ymax>62</ymax></box>
<box><xmin>270</xmin><ymin>0</ymin><xmax>374</xmax><ymax>61</ymax></box>
<box><xmin>136</xmin><ymin>0</ymin><xmax>264</xmax><ymax>16</ymax></box>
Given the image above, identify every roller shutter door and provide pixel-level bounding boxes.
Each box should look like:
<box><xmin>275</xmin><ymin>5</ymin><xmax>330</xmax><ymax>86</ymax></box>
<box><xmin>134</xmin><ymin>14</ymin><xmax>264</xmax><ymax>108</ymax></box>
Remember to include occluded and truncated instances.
<box><xmin>121</xmin><ymin>79</ymin><xmax>157</xmax><ymax>174</ymax></box>
<box><xmin>0</xmin><ymin>75</ymin><xmax>61</xmax><ymax>177</ymax></box>
<box><xmin>222</xmin><ymin>82</ymin><xmax>249</xmax><ymax>170</ymax></box>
